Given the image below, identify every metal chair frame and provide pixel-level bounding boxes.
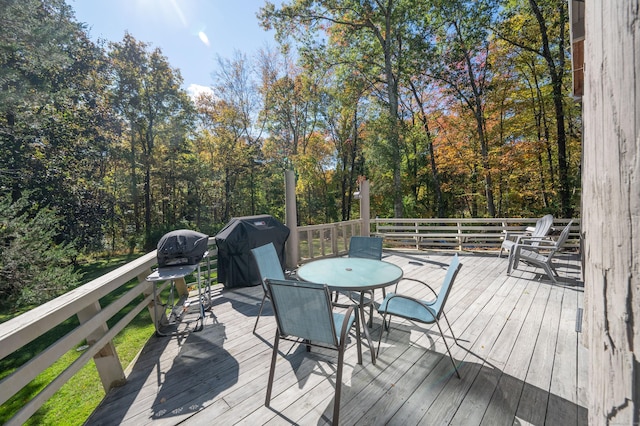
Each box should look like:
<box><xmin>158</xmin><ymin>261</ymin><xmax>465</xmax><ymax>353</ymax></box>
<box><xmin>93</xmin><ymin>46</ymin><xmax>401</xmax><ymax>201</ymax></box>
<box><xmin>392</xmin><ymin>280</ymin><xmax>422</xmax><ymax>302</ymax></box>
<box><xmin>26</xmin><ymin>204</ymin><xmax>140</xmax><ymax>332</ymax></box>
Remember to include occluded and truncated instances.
<box><xmin>377</xmin><ymin>254</ymin><xmax>462</xmax><ymax>379</ymax></box>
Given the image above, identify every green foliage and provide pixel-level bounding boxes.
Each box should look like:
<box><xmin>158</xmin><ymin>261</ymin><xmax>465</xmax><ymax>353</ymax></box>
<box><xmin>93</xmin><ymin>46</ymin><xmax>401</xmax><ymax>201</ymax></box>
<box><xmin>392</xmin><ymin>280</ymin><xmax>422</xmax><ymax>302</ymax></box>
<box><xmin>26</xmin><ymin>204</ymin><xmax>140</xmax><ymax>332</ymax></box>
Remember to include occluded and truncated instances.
<box><xmin>107</xmin><ymin>33</ymin><xmax>195</xmax><ymax>250</ymax></box>
<box><xmin>0</xmin><ymin>0</ymin><xmax>115</xmax><ymax>252</ymax></box>
<box><xmin>0</xmin><ymin>0</ymin><xmax>585</xmax><ymax>422</ymax></box>
<box><xmin>0</xmin><ymin>194</ymin><xmax>80</xmax><ymax>308</ymax></box>
<box><xmin>1</xmin><ymin>0</ymin><xmax>581</xmax><ymax>257</ymax></box>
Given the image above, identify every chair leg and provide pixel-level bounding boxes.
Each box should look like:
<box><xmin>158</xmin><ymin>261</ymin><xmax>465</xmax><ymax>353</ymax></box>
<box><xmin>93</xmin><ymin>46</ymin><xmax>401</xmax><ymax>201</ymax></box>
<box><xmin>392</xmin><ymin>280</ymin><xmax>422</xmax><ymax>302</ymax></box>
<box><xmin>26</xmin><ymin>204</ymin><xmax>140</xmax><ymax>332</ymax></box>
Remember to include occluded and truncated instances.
<box><xmin>512</xmin><ymin>249</ymin><xmax>522</xmax><ymax>270</ymax></box>
<box><xmin>376</xmin><ymin>313</ymin><xmax>393</xmax><ymax>357</ymax></box>
<box><xmin>265</xmin><ymin>332</ymin><xmax>280</xmax><ymax>406</ymax></box>
<box><xmin>442</xmin><ymin>313</ymin><xmax>458</xmax><ymax>346</ymax></box>
<box><xmin>333</xmin><ymin>346</ymin><xmax>345</xmax><ymax>425</ymax></box>
<box><xmin>368</xmin><ymin>289</ymin><xmax>386</xmax><ymax>327</ymax></box>
<box><xmin>367</xmin><ymin>290</ymin><xmax>375</xmax><ymax>327</ymax></box>
<box><xmin>542</xmin><ymin>263</ymin><xmax>559</xmax><ymax>283</ymax></box>
<box><xmin>506</xmin><ymin>251</ymin><xmax>514</xmax><ymax>274</ymax></box>
<box><xmin>354</xmin><ymin>307</ymin><xmax>363</xmax><ymax>365</ymax></box>
<box><xmin>253</xmin><ymin>293</ymin><xmax>268</xmax><ymax>333</ymax></box>
<box><xmin>436</xmin><ymin>320</ymin><xmax>461</xmax><ymax>379</ymax></box>
<box><xmin>508</xmin><ymin>249</ymin><xmax>522</xmax><ymax>274</ymax></box>
<box><xmin>376</xmin><ymin>314</ymin><xmax>386</xmax><ymax>357</ymax></box>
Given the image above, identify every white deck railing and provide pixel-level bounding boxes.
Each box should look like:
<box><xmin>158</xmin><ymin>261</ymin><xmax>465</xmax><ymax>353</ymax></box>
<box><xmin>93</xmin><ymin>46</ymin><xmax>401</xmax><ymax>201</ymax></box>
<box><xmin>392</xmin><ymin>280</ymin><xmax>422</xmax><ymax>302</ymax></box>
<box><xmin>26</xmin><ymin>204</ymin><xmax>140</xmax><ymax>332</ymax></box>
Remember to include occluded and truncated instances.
<box><xmin>0</xmin><ymin>217</ymin><xmax>580</xmax><ymax>425</ymax></box>
<box><xmin>296</xmin><ymin>217</ymin><xmax>580</xmax><ymax>259</ymax></box>
<box><xmin>296</xmin><ymin>219</ymin><xmax>363</xmax><ymax>262</ymax></box>
<box><xmin>372</xmin><ymin>217</ymin><xmax>580</xmax><ymax>251</ymax></box>
<box><xmin>0</xmin><ymin>241</ymin><xmax>218</xmax><ymax>426</ymax></box>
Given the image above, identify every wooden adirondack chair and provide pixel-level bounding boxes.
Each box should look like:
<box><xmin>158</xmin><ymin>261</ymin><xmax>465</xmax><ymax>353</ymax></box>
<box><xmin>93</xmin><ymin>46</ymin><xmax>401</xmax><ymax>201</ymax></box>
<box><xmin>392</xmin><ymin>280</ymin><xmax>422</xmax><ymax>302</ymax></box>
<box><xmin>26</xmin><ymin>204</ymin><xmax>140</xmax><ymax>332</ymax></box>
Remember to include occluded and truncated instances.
<box><xmin>509</xmin><ymin>221</ymin><xmax>574</xmax><ymax>283</ymax></box>
<box><xmin>501</xmin><ymin>214</ymin><xmax>554</xmax><ymax>274</ymax></box>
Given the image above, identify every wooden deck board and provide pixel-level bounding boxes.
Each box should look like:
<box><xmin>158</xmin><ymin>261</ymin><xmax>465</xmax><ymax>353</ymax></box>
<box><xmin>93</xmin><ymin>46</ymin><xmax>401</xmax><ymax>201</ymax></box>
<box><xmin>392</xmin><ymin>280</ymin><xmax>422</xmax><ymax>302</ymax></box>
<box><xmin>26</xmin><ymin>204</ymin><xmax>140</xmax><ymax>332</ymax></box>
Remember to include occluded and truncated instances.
<box><xmin>86</xmin><ymin>250</ymin><xmax>587</xmax><ymax>425</ymax></box>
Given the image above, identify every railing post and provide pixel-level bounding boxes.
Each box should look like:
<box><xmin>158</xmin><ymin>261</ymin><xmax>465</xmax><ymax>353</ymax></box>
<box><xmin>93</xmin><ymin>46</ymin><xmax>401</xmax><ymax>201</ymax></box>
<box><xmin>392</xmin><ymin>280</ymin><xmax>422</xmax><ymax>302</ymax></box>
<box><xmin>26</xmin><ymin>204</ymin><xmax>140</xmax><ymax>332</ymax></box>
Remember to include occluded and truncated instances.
<box><xmin>76</xmin><ymin>303</ymin><xmax>126</xmax><ymax>392</ymax></box>
<box><xmin>285</xmin><ymin>170</ymin><xmax>299</xmax><ymax>268</ymax></box>
<box><xmin>358</xmin><ymin>179</ymin><xmax>371</xmax><ymax>236</ymax></box>
<box><xmin>306</xmin><ymin>229</ymin><xmax>312</xmax><ymax>259</ymax></box>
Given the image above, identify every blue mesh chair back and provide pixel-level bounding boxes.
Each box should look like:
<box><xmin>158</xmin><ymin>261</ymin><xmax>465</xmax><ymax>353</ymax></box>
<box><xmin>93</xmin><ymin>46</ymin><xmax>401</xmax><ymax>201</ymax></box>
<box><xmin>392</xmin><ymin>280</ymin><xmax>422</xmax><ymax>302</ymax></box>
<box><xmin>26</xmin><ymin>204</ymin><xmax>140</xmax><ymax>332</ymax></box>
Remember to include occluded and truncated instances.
<box><xmin>348</xmin><ymin>236</ymin><xmax>383</xmax><ymax>260</ymax></box>
<box><xmin>429</xmin><ymin>254</ymin><xmax>460</xmax><ymax>319</ymax></box>
<box><xmin>250</xmin><ymin>242</ymin><xmax>286</xmax><ymax>333</ymax></box>
<box><xmin>267</xmin><ymin>279</ymin><xmax>339</xmax><ymax>346</ymax></box>
<box><xmin>347</xmin><ymin>236</ymin><xmax>385</xmax><ymax>319</ymax></box>
<box><xmin>251</xmin><ymin>242</ymin><xmax>285</xmax><ymax>286</ymax></box>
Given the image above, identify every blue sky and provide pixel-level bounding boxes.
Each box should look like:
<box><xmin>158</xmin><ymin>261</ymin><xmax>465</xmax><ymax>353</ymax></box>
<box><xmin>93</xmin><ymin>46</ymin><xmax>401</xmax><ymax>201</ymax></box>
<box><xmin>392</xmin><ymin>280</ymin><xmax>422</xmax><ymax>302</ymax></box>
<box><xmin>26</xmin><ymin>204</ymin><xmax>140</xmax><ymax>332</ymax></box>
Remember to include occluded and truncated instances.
<box><xmin>70</xmin><ymin>0</ymin><xmax>279</xmax><ymax>96</ymax></box>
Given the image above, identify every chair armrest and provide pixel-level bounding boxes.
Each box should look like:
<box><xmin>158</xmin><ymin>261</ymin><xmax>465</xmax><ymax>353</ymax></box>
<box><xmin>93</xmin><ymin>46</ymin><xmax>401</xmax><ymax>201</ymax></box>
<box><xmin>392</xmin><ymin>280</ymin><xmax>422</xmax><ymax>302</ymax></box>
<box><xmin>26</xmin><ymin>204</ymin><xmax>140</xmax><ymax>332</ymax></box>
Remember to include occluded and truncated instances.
<box><xmin>381</xmin><ymin>294</ymin><xmax>438</xmax><ymax>319</ymax></box>
<box><xmin>513</xmin><ymin>234</ymin><xmax>551</xmax><ymax>243</ymax></box>
<box><xmin>393</xmin><ymin>277</ymin><xmax>438</xmax><ymax>301</ymax></box>
<box><xmin>332</xmin><ymin>300</ymin><xmax>359</xmax><ymax>310</ymax></box>
<box><xmin>519</xmin><ymin>237</ymin><xmax>556</xmax><ymax>247</ymax></box>
<box><xmin>512</xmin><ymin>238</ymin><xmax>556</xmax><ymax>259</ymax></box>
<box><xmin>338</xmin><ymin>305</ymin><xmax>356</xmax><ymax>342</ymax></box>
<box><xmin>503</xmin><ymin>230</ymin><xmax>531</xmax><ymax>241</ymax></box>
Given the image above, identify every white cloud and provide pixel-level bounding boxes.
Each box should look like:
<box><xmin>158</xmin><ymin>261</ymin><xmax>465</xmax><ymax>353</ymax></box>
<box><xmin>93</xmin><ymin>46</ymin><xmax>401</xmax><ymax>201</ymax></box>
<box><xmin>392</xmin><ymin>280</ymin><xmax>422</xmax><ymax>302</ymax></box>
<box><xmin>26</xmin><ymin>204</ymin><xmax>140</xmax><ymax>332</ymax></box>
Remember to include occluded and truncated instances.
<box><xmin>198</xmin><ymin>31</ymin><xmax>210</xmax><ymax>47</ymax></box>
<box><xmin>187</xmin><ymin>84</ymin><xmax>214</xmax><ymax>101</ymax></box>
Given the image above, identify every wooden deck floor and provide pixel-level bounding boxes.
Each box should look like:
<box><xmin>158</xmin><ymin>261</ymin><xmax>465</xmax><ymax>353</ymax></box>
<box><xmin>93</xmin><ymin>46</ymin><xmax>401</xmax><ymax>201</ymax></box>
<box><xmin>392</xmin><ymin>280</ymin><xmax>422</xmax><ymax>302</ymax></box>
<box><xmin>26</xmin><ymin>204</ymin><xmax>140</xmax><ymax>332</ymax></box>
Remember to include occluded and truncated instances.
<box><xmin>86</xmin><ymin>250</ymin><xmax>587</xmax><ymax>426</ymax></box>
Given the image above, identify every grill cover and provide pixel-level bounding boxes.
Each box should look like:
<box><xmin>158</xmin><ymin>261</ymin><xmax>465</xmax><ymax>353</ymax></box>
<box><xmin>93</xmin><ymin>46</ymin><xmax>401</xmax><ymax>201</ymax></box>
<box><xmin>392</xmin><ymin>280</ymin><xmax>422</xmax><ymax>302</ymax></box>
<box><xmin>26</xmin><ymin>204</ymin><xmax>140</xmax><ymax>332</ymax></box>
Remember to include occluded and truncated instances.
<box><xmin>215</xmin><ymin>215</ymin><xmax>289</xmax><ymax>288</ymax></box>
<box><xmin>157</xmin><ymin>229</ymin><xmax>209</xmax><ymax>267</ymax></box>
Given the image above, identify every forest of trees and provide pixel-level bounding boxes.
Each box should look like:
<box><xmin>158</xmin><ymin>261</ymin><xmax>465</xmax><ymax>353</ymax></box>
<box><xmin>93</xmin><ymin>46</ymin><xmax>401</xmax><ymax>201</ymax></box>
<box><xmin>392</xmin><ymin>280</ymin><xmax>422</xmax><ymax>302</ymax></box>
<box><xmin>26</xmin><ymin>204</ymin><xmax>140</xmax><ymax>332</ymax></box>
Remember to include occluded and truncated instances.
<box><xmin>0</xmin><ymin>0</ymin><xmax>581</xmax><ymax>306</ymax></box>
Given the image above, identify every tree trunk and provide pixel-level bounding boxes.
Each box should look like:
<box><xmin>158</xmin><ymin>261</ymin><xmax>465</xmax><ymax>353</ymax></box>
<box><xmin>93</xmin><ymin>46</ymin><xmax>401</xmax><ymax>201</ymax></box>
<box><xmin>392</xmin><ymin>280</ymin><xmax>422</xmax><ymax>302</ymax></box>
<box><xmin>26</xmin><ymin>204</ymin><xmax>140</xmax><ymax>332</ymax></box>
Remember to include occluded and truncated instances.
<box><xmin>455</xmin><ymin>21</ymin><xmax>496</xmax><ymax>217</ymax></box>
<box><xmin>582</xmin><ymin>2</ymin><xmax>639</xmax><ymax>424</ymax></box>
<box><xmin>409</xmin><ymin>80</ymin><xmax>445</xmax><ymax>217</ymax></box>
<box><xmin>529</xmin><ymin>0</ymin><xmax>571</xmax><ymax>217</ymax></box>
<box><xmin>384</xmin><ymin>41</ymin><xmax>403</xmax><ymax>218</ymax></box>
<box><xmin>129</xmin><ymin>128</ymin><xmax>140</xmax><ymax>234</ymax></box>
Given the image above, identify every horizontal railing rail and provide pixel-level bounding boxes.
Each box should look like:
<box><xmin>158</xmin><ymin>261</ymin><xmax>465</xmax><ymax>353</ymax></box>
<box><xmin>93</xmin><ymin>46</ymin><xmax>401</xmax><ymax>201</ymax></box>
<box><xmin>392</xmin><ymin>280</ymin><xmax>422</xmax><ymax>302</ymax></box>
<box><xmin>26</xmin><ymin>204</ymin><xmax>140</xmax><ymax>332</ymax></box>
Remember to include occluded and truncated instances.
<box><xmin>372</xmin><ymin>217</ymin><xmax>580</xmax><ymax>251</ymax></box>
<box><xmin>294</xmin><ymin>217</ymin><xmax>580</xmax><ymax>260</ymax></box>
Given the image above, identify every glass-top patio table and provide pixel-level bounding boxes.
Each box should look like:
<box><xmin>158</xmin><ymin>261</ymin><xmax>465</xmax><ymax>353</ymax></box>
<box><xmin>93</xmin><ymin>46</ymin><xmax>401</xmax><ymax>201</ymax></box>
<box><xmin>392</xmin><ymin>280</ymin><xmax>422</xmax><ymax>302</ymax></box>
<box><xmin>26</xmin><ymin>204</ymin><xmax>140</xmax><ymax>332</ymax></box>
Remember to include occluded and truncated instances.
<box><xmin>296</xmin><ymin>257</ymin><xmax>403</xmax><ymax>364</ymax></box>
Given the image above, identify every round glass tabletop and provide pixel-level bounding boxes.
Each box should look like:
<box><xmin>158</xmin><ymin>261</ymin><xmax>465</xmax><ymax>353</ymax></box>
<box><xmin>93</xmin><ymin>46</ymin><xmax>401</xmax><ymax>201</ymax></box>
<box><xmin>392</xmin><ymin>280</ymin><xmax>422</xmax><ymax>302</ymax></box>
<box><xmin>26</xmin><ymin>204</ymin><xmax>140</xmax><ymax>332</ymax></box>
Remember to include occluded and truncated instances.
<box><xmin>296</xmin><ymin>257</ymin><xmax>403</xmax><ymax>291</ymax></box>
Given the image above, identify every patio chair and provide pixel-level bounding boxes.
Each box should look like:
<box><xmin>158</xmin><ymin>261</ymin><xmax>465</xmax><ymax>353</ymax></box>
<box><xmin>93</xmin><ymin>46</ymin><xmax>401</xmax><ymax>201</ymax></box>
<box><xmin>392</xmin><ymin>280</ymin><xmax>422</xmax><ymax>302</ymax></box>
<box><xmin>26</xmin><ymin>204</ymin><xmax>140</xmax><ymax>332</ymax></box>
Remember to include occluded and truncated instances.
<box><xmin>348</xmin><ymin>235</ymin><xmax>383</xmax><ymax>260</ymax></box>
<box><xmin>509</xmin><ymin>220</ymin><xmax>574</xmax><ymax>284</ymax></box>
<box><xmin>348</xmin><ymin>236</ymin><xmax>385</xmax><ymax>320</ymax></box>
<box><xmin>264</xmin><ymin>278</ymin><xmax>362</xmax><ymax>425</ymax></box>
<box><xmin>500</xmin><ymin>214</ymin><xmax>554</xmax><ymax>273</ymax></box>
<box><xmin>377</xmin><ymin>254</ymin><xmax>462</xmax><ymax>378</ymax></box>
<box><xmin>250</xmin><ymin>242</ymin><xmax>286</xmax><ymax>333</ymax></box>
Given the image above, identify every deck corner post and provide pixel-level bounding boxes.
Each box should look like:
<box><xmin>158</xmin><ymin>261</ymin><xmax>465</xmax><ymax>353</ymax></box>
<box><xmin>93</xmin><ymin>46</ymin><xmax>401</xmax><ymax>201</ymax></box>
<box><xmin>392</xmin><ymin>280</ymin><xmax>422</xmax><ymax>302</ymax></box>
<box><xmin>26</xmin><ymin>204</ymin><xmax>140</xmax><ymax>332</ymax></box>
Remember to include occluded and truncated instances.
<box><xmin>285</xmin><ymin>170</ymin><xmax>299</xmax><ymax>268</ymax></box>
<box><xmin>359</xmin><ymin>179</ymin><xmax>371</xmax><ymax>236</ymax></box>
